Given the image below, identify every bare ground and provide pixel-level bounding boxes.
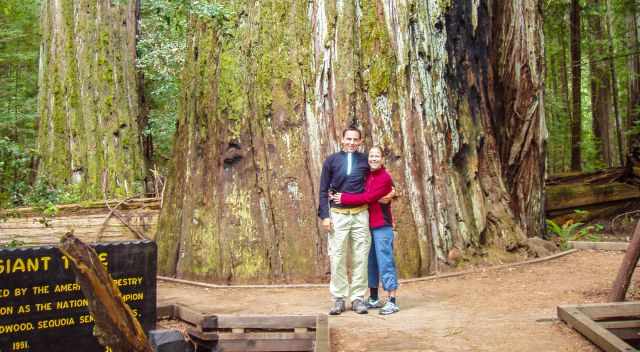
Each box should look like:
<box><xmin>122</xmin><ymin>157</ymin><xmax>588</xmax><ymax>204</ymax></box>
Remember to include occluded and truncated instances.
<box><xmin>157</xmin><ymin>250</ymin><xmax>635</xmax><ymax>352</ymax></box>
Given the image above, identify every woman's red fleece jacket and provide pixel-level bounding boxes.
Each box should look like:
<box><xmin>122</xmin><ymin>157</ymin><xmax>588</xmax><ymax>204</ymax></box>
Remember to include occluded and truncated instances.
<box><xmin>340</xmin><ymin>166</ymin><xmax>393</xmax><ymax>229</ymax></box>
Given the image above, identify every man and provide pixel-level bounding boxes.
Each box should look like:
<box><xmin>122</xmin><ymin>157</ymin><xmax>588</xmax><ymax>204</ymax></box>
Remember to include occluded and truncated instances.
<box><xmin>318</xmin><ymin>127</ymin><xmax>371</xmax><ymax>315</ymax></box>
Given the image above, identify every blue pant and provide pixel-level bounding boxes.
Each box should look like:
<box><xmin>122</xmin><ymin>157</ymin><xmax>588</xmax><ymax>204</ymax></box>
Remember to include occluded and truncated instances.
<box><xmin>368</xmin><ymin>226</ymin><xmax>398</xmax><ymax>291</ymax></box>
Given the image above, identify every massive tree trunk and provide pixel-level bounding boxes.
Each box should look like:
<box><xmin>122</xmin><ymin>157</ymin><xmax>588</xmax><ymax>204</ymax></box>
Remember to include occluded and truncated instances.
<box><xmin>37</xmin><ymin>0</ymin><xmax>145</xmax><ymax>199</ymax></box>
<box><xmin>570</xmin><ymin>0</ymin><xmax>582</xmax><ymax>171</ymax></box>
<box><xmin>156</xmin><ymin>0</ymin><xmax>545</xmax><ymax>282</ymax></box>
<box><xmin>587</xmin><ymin>0</ymin><xmax>613</xmax><ymax>168</ymax></box>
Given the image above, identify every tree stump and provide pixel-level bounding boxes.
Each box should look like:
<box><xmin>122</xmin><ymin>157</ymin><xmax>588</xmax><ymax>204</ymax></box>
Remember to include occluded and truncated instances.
<box><xmin>59</xmin><ymin>232</ymin><xmax>152</xmax><ymax>352</ymax></box>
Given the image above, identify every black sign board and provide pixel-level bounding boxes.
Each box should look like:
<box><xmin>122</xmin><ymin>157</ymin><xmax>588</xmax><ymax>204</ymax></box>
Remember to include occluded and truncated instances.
<box><xmin>0</xmin><ymin>241</ymin><xmax>157</xmax><ymax>352</ymax></box>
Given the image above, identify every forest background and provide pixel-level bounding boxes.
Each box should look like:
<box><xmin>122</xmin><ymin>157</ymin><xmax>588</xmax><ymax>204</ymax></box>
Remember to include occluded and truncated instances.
<box><xmin>1</xmin><ymin>0</ymin><xmax>639</xmax><ymax>282</ymax></box>
<box><xmin>2</xmin><ymin>0</ymin><xmax>639</xmax><ymax>206</ymax></box>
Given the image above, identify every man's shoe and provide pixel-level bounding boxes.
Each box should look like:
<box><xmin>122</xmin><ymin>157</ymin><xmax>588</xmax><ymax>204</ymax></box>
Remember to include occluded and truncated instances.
<box><xmin>379</xmin><ymin>300</ymin><xmax>399</xmax><ymax>315</ymax></box>
<box><xmin>365</xmin><ymin>297</ymin><xmax>384</xmax><ymax>309</ymax></box>
<box><xmin>329</xmin><ymin>299</ymin><xmax>346</xmax><ymax>315</ymax></box>
<box><xmin>351</xmin><ymin>299</ymin><xmax>368</xmax><ymax>314</ymax></box>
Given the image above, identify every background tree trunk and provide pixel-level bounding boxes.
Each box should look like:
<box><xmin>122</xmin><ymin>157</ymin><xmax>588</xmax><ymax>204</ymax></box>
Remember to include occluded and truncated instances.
<box><xmin>627</xmin><ymin>3</ymin><xmax>640</xmax><ymax>168</ymax></box>
<box><xmin>156</xmin><ymin>0</ymin><xmax>545</xmax><ymax>282</ymax></box>
<box><xmin>37</xmin><ymin>0</ymin><xmax>145</xmax><ymax>199</ymax></box>
<box><xmin>587</xmin><ymin>0</ymin><xmax>613</xmax><ymax>168</ymax></box>
<box><xmin>570</xmin><ymin>0</ymin><xmax>582</xmax><ymax>171</ymax></box>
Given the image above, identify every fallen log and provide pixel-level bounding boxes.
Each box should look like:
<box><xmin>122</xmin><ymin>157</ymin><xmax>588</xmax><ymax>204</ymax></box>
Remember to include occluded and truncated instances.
<box><xmin>546</xmin><ymin>182</ymin><xmax>640</xmax><ymax>212</ymax></box>
<box><xmin>59</xmin><ymin>232</ymin><xmax>152</xmax><ymax>352</ymax></box>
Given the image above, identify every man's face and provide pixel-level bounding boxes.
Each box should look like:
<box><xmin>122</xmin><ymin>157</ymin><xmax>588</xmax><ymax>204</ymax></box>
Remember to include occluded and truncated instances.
<box><xmin>342</xmin><ymin>130</ymin><xmax>362</xmax><ymax>153</ymax></box>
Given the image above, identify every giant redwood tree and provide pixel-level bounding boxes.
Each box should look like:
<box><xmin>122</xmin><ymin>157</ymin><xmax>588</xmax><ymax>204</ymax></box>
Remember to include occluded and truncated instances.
<box><xmin>156</xmin><ymin>0</ymin><xmax>545</xmax><ymax>283</ymax></box>
<box><xmin>37</xmin><ymin>0</ymin><xmax>145</xmax><ymax>198</ymax></box>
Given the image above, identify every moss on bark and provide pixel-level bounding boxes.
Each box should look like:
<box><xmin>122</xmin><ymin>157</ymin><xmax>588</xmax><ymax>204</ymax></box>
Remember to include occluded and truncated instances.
<box><xmin>37</xmin><ymin>0</ymin><xmax>144</xmax><ymax>200</ymax></box>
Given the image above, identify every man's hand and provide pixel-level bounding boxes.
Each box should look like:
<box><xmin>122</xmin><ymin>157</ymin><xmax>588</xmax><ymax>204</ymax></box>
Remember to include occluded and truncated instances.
<box><xmin>329</xmin><ymin>192</ymin><xmax>342</xmax><ymax>204</ymax></box>
<box><xmin>322</xmin><ymin>218</ymin><xmax>332</xmax><ymax>232</ymax></box>
<box><xmin>379</xmin><ymin>187</ymin><xmax>396</xmax><ymax>204</ymax></box>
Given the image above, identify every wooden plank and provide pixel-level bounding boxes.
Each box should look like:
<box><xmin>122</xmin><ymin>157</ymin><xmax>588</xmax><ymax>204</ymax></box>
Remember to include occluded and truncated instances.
<box><xmin>218</xmin><ymin>332</ymin><xmax>316</xmax><ymax>341</ymax></box>
<box><xmin>156</xmin><ymin>304</ymin><xmax>175</xmax><ymax>320</ymax></box>
<box><xmin>174</xmin><ymin>305</ymin><xmax>203</xmax><ymax>326</ymax></box>
<box><xmin>314</xmin><ymin>314</ymin><xmax>329</xmax><ymax>352</ymax></box>
<box><xmin>186</xmin><ymin>328</ymin><xmax>315</xmax><ymax>351</ymax></box>
<box><xmin>599</xmin><ymin>320</ymin><xmax>640</xmax><ymax>329</ymax></box>
<box><xmin>569</xmin><ymin>241</ymin><xmax>629</xmax><ymax>251</ymax></box>
<box><xmin>295</xmin><ymin>327</ymin><xmax>308</xmax><ymax>333</ymax></box>
<box><xmin>576</xmin><ymin>302</ymin><xmax>640</xmax><ymax>320</ymax></box>
<box><xmin>215</xmin><ymin>315</ymin><xmax>317</xmax><ymax>329</ymax></box>
<box><xmin>558</xmin><ymin>306</ymin><xmax>636</xmax><ymax>352</ymax></box>
<box><xmin>187</xmin><ymin>329</ymin><xmax>315</xmax><ymax>341</ymax></box>
<box><xmin>607</xmin><ymin>327</ymin><xmax>640</xmax><ymax>341</ymax></box>
<box><xmin>216</xmin><ymin>339</ymin><xmax>314</xmax><ymax>351</ymax></box>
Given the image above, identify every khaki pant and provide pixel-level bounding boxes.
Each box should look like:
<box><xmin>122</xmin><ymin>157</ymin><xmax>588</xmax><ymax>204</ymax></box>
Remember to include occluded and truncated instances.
<box><xmin>328</xmin><ymin>209</ymin><xmax>371</xmax><ymax>302</ymax></box>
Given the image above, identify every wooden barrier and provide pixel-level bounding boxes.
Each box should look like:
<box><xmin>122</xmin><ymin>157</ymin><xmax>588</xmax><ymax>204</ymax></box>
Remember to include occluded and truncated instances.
<box><xmin>558</xmin><ymin>302</ymin><xmax>640</xmax><ymax>352</ymax></box>
<box><xmin>157</xmin><ymin>303</ymin><xmax>329</xmax><ymax>352</ymax></box>
<box><xmin>0</xmin><ymin>198</ymin><xmax>160</xmax><ymax>245</ymax></box>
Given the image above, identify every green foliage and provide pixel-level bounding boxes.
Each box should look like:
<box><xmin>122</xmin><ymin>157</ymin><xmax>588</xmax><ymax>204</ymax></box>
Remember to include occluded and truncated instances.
<box><xmin>546</xmin><ymin>217</ymin><xmax>603</xmax><ymax>250</ymax></box>
<box><xmin>23</xmin><ymin>179</ymin><xmax>82</xmax><ymax>208</ymax></box>
<box><xmin>544</xmin><ymin>0</ymin><xmax>636</xmax><ymax>173</ymax></box>
<box><xmin>138</xmin><ymin>0</ymin><xmax>189</xmax><ymax>165</ymax></box>
<box><xmin>0</xmin><ymin>239</ymin><xmax>26</xmax><ymax>249</ymax></box>
<box><xmin>0</xmin><ymin>0</ymin><xmax>40</xmax><ymax>208</ymax></box>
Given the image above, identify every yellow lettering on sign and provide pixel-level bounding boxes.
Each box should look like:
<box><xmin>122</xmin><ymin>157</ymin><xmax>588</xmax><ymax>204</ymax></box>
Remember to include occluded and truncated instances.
<box><xmin>79</xmin><ymin>314</ymin><xmax>94</xmax><ymax>324</ymax></box>
<box><xmin>0</xmin><ymin>256</ymin><xmax>51</xmax><ymax>274</ymax></box>
<box><xmin>55</xmin><ymin>298</ymin><xmax>87</xmax><ymax>310</ymax></box>
<box><xmin>0</xmin><ymin>306</ymin><xmax>13</xmax><ymax>315</ymax></box>
<box><xmin>0</xmin><ymin>322</ymin><xmax>34</xmax><ymax>334</ymax></box>
<box><xmin>54</xmin><ymin>282</ymin><xmax>81</xmax><ymax>293</ymax></box>
<box><xmin>37</xmin><ymin>317</ymin><xmax>75</xmax><ymax>329</ymax></box>
<box><xmin>122</xmin><ymin>292</ymin><xmax>143</xmax><ymax>302</ymax></box>
<box><xmin>17</xmin><ymin>305</ymin><xmax>30</xmax><ymax>314</ymax></box>
<box><xmin>35</xmin><ymin>302</ymin><xmax>52</xmax><ymax>312</ymax></box>
<box><xmin>32</xmin><ymin>285</ymin><xmax>49</xmax><ymax>295</ymax></box>
<box><xmin>11</xmin><ymin>340</ymin><xmax>29</xmax><ymax>350</ymax></box>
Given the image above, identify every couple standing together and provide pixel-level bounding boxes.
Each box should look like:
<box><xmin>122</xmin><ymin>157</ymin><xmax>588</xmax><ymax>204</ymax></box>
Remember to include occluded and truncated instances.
<box><xmin>318</xmin><ymin>127</ymin><xmax>399</xmax><ymax>316</ymax></box>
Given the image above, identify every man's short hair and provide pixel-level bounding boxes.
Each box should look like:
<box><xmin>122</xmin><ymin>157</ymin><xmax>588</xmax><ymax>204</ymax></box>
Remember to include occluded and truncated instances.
<box><xmin>342</xmin><ymin>126</ymin><xmax>362</xmax><ymax>139</ymax></box>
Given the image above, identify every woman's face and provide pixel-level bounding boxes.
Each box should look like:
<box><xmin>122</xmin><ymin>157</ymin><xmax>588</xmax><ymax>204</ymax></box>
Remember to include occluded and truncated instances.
<box><xmin>368</xmin><ymin>148</ymin><xmax>383</xmax><ymax>170</ymax></box>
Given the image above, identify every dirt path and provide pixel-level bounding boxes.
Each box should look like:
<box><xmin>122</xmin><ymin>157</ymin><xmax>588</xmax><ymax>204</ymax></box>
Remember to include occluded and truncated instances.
<box><xmin>158</xmin><ymin>250</ymin><xmax>631</xmax><ymax>351</ymax></box>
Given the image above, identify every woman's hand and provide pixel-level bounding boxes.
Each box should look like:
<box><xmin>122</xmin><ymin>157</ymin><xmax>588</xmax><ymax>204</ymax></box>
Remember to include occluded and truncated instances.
<box><xmin>379</xmin><ymin>187</ymin><xmax>396</xmax><ymax>204</ymax></box>
<box><xmin>329</xmin><ymin>192</ymin><xmax>343</xmax><ymax>204</ymax></box>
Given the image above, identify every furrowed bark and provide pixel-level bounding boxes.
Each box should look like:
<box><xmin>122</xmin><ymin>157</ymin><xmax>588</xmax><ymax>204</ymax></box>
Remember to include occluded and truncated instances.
<box><xmin>37</xmin><ymin>0</ymin><xmax>145</xmax><ymax>198</ymax></box>
<box><xmin>156</xmin><ymin>0</ymin><xmax>546</xmax><ymax>282</ymax></box>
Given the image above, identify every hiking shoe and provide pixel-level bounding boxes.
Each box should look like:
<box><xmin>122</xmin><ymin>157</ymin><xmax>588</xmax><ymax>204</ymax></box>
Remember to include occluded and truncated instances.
<box><xmin>329</xmin><ymin>299</ymin><xmax>346</xmax><ymax>315</ymax></box>
<box><xmin>365</xmin><ymin>297</ymin><xmax>384</xmax><ymax>309</ymax></box>
<box><xmin>351</xmin><ymin>299</ymin><xmax>368</xmax><ymax>314</ymax></box>
<box><xmin>379</xmin><ymin>300</ymin><xmax>399</xmax><ymax>315</ymax></box>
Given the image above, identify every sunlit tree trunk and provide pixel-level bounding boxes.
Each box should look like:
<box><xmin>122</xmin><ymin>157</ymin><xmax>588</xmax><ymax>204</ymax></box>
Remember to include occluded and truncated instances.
<box><xmin>157</xmin><ymin>0</ymin><xmax>545</xmax><ymax>282</ymax></box>
<box><xmin>37</xmin><ymin>0</ymin><xmax>145</xmax><ymax>198</ymax></box>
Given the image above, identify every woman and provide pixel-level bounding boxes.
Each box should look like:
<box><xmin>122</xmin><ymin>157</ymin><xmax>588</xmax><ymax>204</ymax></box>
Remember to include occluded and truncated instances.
<box><xmin>330</xmin><ymin>146</ymin><xmax>399</xmax><ymax>315</ymax></box>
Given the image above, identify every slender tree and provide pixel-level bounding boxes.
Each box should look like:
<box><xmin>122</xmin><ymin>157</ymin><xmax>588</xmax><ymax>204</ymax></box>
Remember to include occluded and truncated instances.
<box><xmin>37</xmin><ymin>0</ymin><xmax>145</xmax><ymax>199</ymax></box>
<box><xmin>570</xmin><ymin>0</ymin><xmax>583</xmax><ymax>171</ymax></box>
<box><xmin>587</xmin><ymin>0</ymin><xmax>613</xmax><ymax>167</ymax></box>
<box><xmin>605</xmin><ymin>0</ymin><xmax>624</xmax><ymax>166</ymax></box>
<box><xmin>627</xmin><ymin>1</ymin><xmax>640</xmax><ymax>166</ymax></box>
